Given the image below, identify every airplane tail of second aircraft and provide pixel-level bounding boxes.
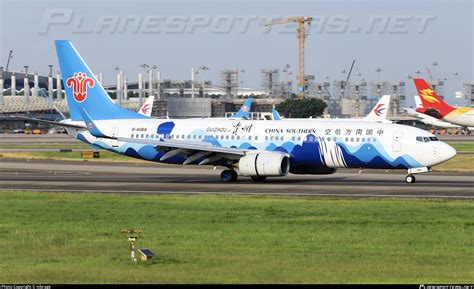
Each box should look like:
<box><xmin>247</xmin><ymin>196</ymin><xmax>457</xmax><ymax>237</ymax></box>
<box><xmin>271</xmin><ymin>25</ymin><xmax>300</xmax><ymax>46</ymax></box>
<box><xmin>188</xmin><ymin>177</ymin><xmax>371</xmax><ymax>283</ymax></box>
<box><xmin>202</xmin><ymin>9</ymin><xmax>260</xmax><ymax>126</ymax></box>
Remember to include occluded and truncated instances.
<box><xmin>55</xmin><ymin>40</ymin><xmax>147</xmax><ymax>121</ymax></box>
<box><xmin>364</xmin><ymin>95</ymin><xmax>391</xmax><ymax>122</ymax></box>
<box><xmin>413</xmin><ymin>78</ymin><xmax>454</xmax><ymax>117</ymax></box>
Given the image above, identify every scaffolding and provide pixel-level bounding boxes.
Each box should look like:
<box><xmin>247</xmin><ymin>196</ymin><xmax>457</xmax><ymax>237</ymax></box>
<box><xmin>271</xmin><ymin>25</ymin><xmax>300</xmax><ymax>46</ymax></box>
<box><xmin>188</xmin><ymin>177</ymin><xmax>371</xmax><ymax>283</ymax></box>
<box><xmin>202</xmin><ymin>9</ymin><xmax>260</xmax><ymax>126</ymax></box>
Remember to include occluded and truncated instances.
<box><xmin>463</xmin><ymin>81</ymin><xmax>474</xmax><ymax>107</ymax></box>
<box><xmin>370</xmin><ymin>81</ymin><xmax>406</xmax><ymax>117</ymax></box>
<box><xmin>260</xmin><ymin>69</ymin><xmax>280</xmax><ymax>98</ymax></box>
<box><xmin>220</xmin><ymin>68</ymin><xmax>238</xmax><ymax>98</ymax></box>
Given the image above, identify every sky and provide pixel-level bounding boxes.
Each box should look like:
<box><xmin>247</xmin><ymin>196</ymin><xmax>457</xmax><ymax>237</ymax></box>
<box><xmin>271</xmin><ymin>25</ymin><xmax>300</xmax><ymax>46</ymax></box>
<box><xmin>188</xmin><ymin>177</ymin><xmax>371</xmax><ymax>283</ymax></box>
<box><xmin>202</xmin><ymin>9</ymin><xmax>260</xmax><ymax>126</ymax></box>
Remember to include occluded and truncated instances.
<box><xmin>0</xmin><ymin>0</ymin><xmax>472</xmax><ymax>107</ymax></box>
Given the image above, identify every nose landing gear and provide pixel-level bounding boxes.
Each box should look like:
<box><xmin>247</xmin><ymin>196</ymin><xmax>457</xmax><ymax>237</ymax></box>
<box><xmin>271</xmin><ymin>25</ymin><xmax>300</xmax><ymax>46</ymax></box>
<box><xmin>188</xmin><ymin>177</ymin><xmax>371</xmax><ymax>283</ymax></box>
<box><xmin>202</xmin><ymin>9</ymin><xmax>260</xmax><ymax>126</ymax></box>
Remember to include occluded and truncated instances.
<box><xmin>405</xmin><ymin>167</ymin><xmax>430</xmax><ymax>183</ymax></box>
<box><xmin>405</xmin><ymin>174</ymin><xmax>416</xmax><ymax>183</ymax></box>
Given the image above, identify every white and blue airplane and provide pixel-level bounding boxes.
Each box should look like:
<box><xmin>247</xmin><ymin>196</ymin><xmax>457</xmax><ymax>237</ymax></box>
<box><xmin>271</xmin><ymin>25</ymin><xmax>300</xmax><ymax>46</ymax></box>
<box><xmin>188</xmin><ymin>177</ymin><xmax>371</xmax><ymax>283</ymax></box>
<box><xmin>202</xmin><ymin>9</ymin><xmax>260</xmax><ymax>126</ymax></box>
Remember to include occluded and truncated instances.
<box><xmin>40</xmin><ymin>40</ymin><xmax>456</xmax><ymax>184</ymax></box>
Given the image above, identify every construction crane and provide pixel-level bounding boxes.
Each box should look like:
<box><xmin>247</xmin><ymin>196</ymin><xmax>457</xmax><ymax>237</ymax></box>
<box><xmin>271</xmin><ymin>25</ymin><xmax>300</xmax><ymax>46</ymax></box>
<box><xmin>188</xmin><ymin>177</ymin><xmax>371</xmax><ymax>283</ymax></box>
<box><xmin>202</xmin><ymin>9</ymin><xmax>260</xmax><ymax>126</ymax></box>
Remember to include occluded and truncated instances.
<box><xmin>5</xmin><ymin>50</ymin><xmax>13</xmax><ymax>72</ymax></box>
<box><xmin>260</xmin><ymin>16</ymin><xmax>313</xmax><ymax>99</ymax></box>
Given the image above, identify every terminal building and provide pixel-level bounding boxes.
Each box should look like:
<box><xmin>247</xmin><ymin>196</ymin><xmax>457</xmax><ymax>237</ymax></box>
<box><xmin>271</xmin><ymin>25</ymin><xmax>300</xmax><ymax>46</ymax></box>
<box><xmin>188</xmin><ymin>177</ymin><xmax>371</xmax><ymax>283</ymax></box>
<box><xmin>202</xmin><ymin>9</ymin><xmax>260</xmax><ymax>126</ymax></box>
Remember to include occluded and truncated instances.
<box><xmin>0</xmin><ymin>66</ymin><xmax>472</xmax><ymax>132</ymax></box>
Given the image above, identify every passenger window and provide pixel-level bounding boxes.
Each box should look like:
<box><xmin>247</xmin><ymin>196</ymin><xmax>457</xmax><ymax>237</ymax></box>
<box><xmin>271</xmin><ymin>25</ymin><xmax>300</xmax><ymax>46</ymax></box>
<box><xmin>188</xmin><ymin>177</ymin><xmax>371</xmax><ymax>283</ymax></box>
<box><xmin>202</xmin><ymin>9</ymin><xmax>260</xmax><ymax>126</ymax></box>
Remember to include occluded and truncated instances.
<box><xmin>255</xmin><ymin>136</ymin><xmax>258</xmax><ymax>141</ymax></box>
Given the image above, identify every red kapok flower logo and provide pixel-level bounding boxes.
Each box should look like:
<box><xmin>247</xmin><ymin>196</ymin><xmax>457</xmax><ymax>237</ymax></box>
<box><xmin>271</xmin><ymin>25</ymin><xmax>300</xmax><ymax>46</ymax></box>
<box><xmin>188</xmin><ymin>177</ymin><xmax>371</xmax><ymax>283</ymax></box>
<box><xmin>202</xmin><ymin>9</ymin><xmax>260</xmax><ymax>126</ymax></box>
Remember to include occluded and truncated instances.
<box><xmin>66</xmin><ymin>72</ymin><xmax>95</xmax><ymax>103</ymax></box>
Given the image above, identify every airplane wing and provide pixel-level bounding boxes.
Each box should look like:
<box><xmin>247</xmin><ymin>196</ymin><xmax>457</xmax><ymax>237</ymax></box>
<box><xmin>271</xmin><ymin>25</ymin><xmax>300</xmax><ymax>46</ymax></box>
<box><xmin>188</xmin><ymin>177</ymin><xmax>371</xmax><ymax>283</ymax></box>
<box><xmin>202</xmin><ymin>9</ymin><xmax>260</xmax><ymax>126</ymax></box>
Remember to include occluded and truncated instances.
<box><xmin>14</xmin><ymin>117</ymin><xmax>86</xmax><ymax>129</ymax></box>
<box><xmin>117</xmin><ymin>137</ymin><xmax>246</xmax><ymax>165</ymax></box>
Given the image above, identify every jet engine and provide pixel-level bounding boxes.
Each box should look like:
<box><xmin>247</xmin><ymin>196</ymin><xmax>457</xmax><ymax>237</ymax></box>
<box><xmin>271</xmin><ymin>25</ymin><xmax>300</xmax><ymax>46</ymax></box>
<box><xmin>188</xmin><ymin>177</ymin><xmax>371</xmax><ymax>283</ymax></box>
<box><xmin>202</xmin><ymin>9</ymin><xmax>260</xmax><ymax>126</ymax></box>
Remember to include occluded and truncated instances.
<box><xmin>238</xmin><ymin>152</ymin><xmax>290</xmax><ymax>177</ymax></box>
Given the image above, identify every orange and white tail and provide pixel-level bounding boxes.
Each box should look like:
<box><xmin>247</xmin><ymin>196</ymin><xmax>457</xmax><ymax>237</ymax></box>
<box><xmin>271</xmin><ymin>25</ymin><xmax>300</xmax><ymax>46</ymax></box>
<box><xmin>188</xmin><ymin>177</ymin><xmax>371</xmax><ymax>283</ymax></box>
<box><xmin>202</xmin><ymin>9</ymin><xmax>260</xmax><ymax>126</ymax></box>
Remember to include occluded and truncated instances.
<box><xmin>413</xmin><ymin>79</ymin><xmax>454</xmax><ymax>118</ymax></box>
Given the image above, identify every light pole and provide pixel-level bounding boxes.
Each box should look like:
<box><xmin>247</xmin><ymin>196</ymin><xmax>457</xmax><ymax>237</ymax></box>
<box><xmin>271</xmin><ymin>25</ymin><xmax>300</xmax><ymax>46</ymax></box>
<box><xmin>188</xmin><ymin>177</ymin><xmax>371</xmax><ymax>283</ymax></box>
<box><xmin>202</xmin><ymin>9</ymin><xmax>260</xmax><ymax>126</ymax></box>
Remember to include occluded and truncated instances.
<box><xmin>239</xmin><ymin>68</ymin><xmax>245</xmax><ymax>98</ymax></box>
<box><xmin>282</xmin><ymin>65</ymin><xmax>291</xmax><ymax>98</ymax></box>
<box><xmin>139</xmin><ymin>64</ymin><xmax>149</xmax><ymax>107</ymax></box>
<box><xmin>432</xmin><ymin>61</ymin><xmax>438</xmax><ymax>81</ymax></box>
<box><xmin>375</xmin><ymin>67</ymin><xmax>382</xmax><ymax>98</ymax></box>
<box><xmin>24</xmin><ymin>65</ymin><xmax>30</xmax><ymax>103</ymax></box>
<box><xmin>152</xmin><ymin>65</ymin><xmax>158</xmax><ymax>96</ymax></box>
<box><xmin>199</xmin><ymin>66</ymin><xmax>209</xmax><ymax>98</ymax></box>
<box><xmin>199</xmin><ymin>66</ymin><xmax>209</xmax><ymax>118</ymax></box>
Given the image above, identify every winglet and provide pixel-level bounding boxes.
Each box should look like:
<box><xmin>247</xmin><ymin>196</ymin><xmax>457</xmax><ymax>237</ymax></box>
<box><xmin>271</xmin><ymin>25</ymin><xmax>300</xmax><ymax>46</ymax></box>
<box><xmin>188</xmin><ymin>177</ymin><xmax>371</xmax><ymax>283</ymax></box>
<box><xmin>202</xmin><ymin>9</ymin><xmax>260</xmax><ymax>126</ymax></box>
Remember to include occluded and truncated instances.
<box><xmin>79</xmin><ymin>108</ymin><xmax>107</xmax><ymax>138</ymax></box>
<box><xmin>231</xmin><ymin>98</ymin><xmax>253</xmax><ymax>119</ymax></box>
<box><xmin>272</xmin><ymin>108</ymin><xmax>282</xmax><ymax>120</ymax></box>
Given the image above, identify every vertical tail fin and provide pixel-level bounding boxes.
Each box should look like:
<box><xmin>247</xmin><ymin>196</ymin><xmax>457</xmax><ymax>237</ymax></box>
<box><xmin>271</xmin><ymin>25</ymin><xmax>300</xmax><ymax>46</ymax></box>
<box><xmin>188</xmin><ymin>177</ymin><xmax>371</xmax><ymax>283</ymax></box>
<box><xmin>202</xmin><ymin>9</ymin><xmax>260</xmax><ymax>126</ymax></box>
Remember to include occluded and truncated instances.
<box><xmin>138</xmin><ymin>94</ymin><xmax>155</xmax><ymax>117</ymax></box>
<box><xmin>55</xmin><ymin>40</ymin><xmax>147</xmax><ymax>121</ymax></box>
<box><xmin>413</xmin><ymin>78</ymin><xmax>454</xmax><ymax>117</ymax></box>
<box><xmin>365</xmin><ymin>95</ymin><xmax>391</xmax><ymax>121</ymax></box>
<box><xmin>230</xmin><ymin>98</ymin><xmax>253</xmax><ymax>119</ymax></box>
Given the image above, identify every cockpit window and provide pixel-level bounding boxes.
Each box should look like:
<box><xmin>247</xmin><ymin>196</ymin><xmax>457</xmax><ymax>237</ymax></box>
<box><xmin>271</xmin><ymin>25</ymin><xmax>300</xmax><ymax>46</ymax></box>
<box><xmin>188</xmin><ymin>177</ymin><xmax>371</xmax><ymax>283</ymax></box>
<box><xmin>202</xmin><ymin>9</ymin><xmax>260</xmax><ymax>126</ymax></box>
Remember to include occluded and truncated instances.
<box><xmin>416</xmin><ymin>136</ymin><xmax>439</xmax><ymax>143</ymax></box>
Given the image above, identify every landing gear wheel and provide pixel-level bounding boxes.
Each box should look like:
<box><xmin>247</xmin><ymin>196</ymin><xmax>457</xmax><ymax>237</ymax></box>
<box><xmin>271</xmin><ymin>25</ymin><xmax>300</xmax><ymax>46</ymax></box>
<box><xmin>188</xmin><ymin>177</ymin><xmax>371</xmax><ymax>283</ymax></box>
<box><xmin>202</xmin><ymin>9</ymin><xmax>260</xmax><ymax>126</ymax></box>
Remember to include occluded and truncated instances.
<box><xmin>251</xmin><ymin>176</ymin><xmax>267</xmax><ymax>182</ymax></box>
<box><xmin>220</xmin><ymin>169</ymin><xmax>238</xmax><ymax>182</ymax></box>
<box><xmin>405</xmin><ymin>174</ymin><xmax>416</xmax><ymax>183</ymax></box>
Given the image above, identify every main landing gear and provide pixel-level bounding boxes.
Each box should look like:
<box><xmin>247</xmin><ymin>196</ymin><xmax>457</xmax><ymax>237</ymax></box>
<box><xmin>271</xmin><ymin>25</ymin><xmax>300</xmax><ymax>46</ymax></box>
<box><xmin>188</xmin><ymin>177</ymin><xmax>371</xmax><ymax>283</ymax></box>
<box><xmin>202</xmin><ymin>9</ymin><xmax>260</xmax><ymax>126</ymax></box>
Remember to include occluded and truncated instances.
<box><xmin>219</xmin><ymin>169</ymin><xmax>268</xmax><ymax>183</ymax></box>
<box><xmin>220</xmin><ymin>169</ymin><xmax>238</xmax><ymax>182</ymax></box>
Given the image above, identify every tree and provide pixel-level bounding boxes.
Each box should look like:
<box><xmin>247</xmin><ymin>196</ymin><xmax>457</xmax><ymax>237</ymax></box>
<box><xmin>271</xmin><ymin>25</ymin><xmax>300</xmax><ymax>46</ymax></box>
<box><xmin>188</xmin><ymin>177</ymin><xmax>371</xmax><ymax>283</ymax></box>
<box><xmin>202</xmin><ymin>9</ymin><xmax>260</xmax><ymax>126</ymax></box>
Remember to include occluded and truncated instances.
<box><xmin>275</xmin><ymin>98</ymin><xmax>327</xmax><ymax>118</ymax></box>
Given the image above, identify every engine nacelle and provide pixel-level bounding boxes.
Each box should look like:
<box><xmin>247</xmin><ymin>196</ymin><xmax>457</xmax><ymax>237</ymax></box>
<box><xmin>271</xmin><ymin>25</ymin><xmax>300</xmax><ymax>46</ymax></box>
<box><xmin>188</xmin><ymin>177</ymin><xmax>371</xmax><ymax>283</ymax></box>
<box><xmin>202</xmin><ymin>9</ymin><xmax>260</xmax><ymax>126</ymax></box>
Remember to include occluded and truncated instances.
<box><xmin>238</xmin><ymin>152</ymin><xmax>290</xmax><ymax>177</ymax></box>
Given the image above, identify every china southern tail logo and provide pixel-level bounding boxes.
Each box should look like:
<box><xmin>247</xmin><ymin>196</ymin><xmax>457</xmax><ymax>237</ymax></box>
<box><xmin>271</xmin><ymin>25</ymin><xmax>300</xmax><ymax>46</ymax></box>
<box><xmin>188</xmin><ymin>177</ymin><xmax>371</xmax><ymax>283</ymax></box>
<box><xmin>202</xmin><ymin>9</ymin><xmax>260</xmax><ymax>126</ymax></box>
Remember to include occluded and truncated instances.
<box><xmin>374</xmin><ymin>104</ymin><xmax>386</xmax><ymax>116</ymax></box>
<box><xmin>241</xmin><ymin>105</ymin><xmax>249</xmax><ymax>113</ymax></box>
<box><xmin>419</xmin><ymin>88</ymin><xmax>440</xmax><ymax>104</ymax></box>
<box><xmin>66</xmin><ymin>72</ymin><xmax>95</xmax><ymax>103</ymax></box>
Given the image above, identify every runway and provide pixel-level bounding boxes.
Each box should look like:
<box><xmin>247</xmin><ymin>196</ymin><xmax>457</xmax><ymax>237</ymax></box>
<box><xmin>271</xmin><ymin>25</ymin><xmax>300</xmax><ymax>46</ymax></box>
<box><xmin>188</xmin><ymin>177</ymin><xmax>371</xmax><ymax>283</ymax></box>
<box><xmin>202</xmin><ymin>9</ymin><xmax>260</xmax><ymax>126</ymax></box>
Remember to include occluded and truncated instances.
<box><xmin>0</xmin><ymin>159</ymin><xmax>472</xmax><ymax>199</ymax></box>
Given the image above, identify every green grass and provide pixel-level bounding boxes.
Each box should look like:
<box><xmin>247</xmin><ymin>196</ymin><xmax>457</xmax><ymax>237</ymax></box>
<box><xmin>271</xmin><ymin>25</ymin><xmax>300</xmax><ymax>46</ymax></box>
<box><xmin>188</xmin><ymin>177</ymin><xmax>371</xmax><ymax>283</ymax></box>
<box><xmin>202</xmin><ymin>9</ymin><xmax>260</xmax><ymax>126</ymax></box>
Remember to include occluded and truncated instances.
<box><xmin>447</xmin><ymin>142</ymin><xmax>474</xmax><ymax>152</ymax></box>
<box><xmin>0</xmin><ymin>143</ymin><xmax>91</xmax><ymax>149</ymax></box>
<box><xmin>0</xmin><ymin>192</ymin><xmax>472</xmax><ymax>284</ymax></box>
<box><xmin>432</xmin><ymin>154</ymin><xmax>474</xmax><ymax>173</ymax></box>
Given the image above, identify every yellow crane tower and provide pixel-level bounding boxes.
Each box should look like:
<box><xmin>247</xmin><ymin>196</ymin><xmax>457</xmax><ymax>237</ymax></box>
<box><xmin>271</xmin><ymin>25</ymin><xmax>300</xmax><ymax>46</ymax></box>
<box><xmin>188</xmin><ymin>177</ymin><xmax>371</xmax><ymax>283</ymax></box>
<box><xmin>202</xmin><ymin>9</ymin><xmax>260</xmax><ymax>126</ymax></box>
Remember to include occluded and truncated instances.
<box><xmin>260</xmin><ymin>16</ymin><xmax>313</xmax><ymax>99</ymax></box>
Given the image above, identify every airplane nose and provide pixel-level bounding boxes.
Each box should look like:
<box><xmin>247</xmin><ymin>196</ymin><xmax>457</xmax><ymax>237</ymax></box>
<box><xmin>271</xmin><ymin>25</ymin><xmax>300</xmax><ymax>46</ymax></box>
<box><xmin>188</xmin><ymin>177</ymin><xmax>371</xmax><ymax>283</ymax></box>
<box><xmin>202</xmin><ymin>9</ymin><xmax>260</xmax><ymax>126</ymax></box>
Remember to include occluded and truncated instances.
<box><xmin>439</xmin><ymin>142</ymin><xmax>457</xmax><ymax>163</ymax></box>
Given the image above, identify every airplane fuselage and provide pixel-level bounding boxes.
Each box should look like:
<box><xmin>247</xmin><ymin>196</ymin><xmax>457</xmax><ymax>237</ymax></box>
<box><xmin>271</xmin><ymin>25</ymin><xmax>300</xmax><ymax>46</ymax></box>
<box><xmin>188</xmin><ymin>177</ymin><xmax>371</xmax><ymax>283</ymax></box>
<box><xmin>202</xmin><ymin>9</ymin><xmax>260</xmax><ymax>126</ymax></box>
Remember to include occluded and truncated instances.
<box><xmin>67</xmin><ymin>118</ymin><xmax>455</xmax><ymax>171</ymax></box>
